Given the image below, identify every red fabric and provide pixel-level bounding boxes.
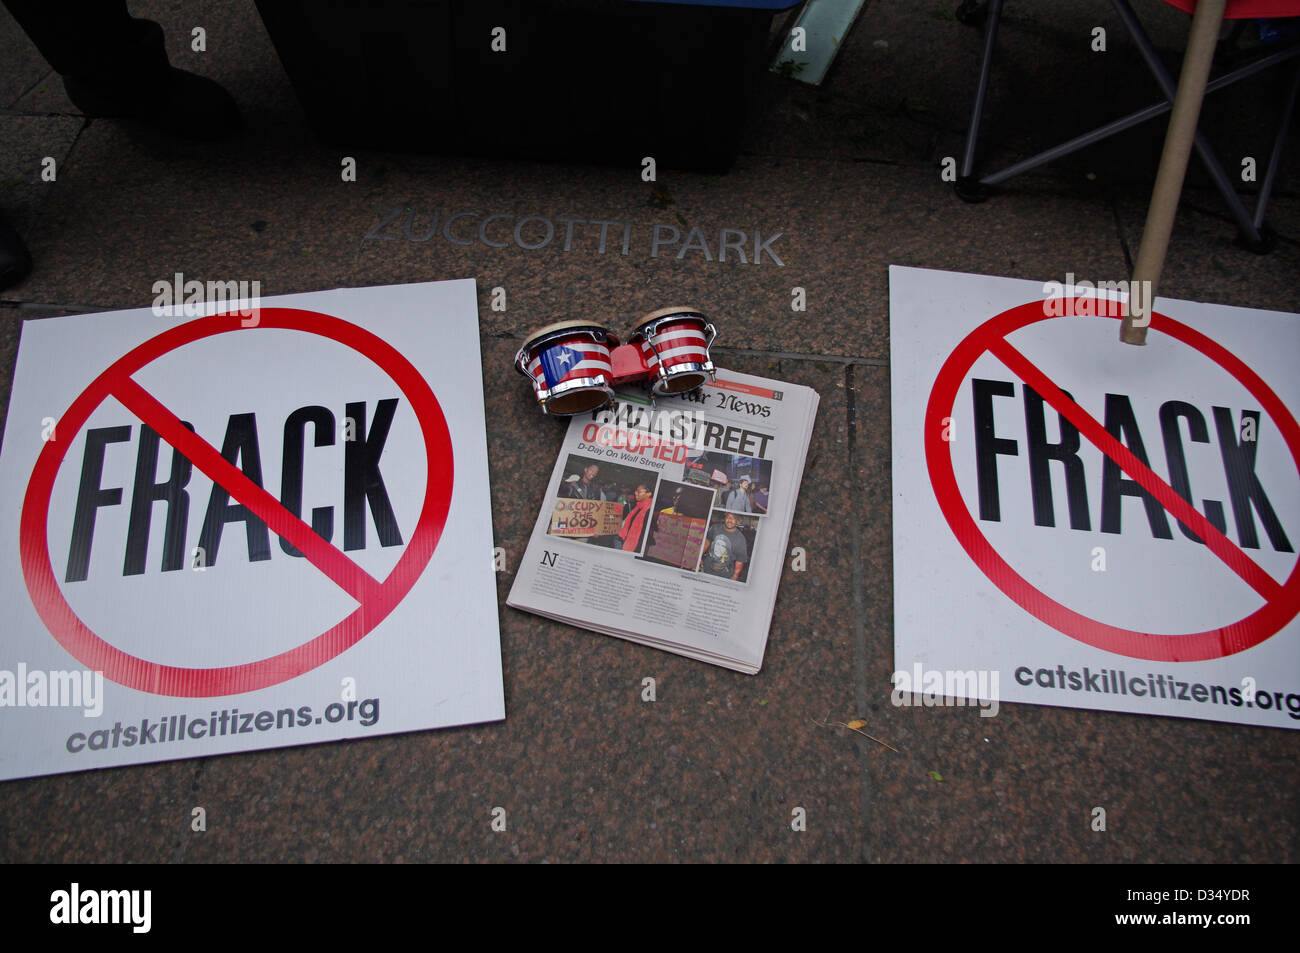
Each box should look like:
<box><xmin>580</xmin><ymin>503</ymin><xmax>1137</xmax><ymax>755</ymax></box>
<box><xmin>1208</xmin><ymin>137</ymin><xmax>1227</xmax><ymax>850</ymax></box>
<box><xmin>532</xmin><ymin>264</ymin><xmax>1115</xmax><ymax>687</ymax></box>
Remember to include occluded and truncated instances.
<box><xmin>1160</xmin><ymin>0</ymin><xmax>1300</xmax><ymax>18</ymax></box>
<box><xmin>619</xmin><ymin>499</ymin><xmax>653</xmax><ymax>552</ymax></box>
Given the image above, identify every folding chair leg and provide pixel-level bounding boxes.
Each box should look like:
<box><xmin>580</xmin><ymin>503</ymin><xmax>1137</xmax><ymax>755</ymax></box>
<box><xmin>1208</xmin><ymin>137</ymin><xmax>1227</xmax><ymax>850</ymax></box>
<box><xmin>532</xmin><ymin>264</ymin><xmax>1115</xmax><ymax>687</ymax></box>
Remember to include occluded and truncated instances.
<box><xmin>976</xmin><ymin>43</ymin><xmax>1298</xmax><ymax>187</ymax></box>
<box><xmin>1248</xmin><ymin>60</ymin><xmax>1300</xmax><ymax>248</ymax></box>
<box><xmin>956</xmin><ymin>0</ymin><xmax>1003</xmax><ymax>202</ymax></box>
<box><xmin>951</xmin><ymin>0</ymin><xmax>1295</xmax><ymax>247</ymax></box>
<box><xmin>1112</xmin><ymin>0</ymin><xmax>1264</xmax><ymax>247</ymax></box>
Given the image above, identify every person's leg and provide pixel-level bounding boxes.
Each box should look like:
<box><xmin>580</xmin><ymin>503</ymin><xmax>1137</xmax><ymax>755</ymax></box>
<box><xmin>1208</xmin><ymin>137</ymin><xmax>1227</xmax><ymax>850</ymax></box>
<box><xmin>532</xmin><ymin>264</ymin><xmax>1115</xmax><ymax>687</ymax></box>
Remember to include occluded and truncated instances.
<box><xmin>1</xmin><ymin>1</ymin><xmax>242</xmax><ymax>288</ymax></box>
<box><xmin>0</xmin><ymin>1</ymin><xmax>158</xmax><ymax>77</ymax></box>
<box><xmin>1</xmin><ymin>0</ymin><xmax>240</xmax><ymax>139</ymax></box>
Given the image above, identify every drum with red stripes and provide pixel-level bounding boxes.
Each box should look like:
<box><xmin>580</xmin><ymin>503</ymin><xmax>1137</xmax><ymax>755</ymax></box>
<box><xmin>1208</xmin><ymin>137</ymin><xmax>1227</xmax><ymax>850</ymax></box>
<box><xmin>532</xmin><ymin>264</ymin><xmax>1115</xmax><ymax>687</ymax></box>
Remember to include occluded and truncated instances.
<box><xmin>628</xmin><ymin>307</ymin><xmax>717</xmax><ymax>396</ymax></box>
<box><xmin>514</xmin><ymin>320</ymin><xmax>618</xmax><ymax>415</ymax></box>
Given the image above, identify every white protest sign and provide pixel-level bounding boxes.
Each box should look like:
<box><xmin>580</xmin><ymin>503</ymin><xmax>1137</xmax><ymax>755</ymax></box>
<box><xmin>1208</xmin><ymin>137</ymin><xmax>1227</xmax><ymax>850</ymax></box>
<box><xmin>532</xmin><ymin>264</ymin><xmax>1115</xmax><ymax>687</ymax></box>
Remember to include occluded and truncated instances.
<box><xmin>0</xmin><ymin>281</ymin><xmax>504</xmax><ymax>779</ymax></box>
<box><xmin>890</xmin><ymin>266</ymin><xmax>1299</xmax><ymax>728</ymax></box>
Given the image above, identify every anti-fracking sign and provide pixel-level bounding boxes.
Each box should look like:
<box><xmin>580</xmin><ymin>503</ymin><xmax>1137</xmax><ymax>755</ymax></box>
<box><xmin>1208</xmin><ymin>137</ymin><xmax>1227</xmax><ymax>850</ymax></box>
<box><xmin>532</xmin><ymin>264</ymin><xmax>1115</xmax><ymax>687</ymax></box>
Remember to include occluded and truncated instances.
<box><xmin>889</xmin><ymin>266</ymin><xmax>1299</xmax><ymax>728</ymax></box>
<box><xmin>0</xmin><ymin>281</ymin><xmax>504</xmax><ymax>779</ymax></box>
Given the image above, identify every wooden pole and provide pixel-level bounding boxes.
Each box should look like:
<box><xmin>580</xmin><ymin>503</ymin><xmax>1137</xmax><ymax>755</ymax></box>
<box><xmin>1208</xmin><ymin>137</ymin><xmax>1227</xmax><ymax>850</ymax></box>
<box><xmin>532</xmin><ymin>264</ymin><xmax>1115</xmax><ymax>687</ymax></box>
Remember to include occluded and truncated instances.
<box><xmin>1121</xmin><ymin>0</ymin><xmax>1227</xmax><ymax>345</ymax></box>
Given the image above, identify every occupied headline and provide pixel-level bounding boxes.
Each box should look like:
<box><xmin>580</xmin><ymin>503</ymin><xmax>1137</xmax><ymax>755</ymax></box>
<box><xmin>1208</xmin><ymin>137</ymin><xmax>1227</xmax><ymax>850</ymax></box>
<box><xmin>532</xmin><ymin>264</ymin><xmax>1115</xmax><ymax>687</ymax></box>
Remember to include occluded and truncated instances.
<box><xmin>577</xmin><ymin>405</ymin><xmax>775</xmax><ymax>468</ymax></box>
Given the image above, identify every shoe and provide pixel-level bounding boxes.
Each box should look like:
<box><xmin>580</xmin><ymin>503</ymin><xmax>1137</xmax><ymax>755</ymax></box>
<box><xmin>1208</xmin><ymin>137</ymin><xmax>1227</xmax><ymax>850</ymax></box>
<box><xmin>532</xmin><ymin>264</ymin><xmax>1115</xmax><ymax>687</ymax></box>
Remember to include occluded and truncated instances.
<box><xmin>65</xmin><ymin>66</ymin><xmax>243</xmax><ymax>141</ymax></box>
<box><xmin>0</xmin><ymin>214</ymin><xmax>33</xmax><ymax>291</ymax></box>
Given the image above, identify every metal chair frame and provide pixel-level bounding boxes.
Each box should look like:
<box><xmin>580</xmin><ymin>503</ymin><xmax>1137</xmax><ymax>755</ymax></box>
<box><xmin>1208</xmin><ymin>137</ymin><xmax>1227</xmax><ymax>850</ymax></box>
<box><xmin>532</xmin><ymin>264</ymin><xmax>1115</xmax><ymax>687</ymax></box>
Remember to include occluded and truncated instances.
<box><xmin>954</xmin><ymin>0</ymin><xmax>1300</xmax><ymax>251</ymax></box>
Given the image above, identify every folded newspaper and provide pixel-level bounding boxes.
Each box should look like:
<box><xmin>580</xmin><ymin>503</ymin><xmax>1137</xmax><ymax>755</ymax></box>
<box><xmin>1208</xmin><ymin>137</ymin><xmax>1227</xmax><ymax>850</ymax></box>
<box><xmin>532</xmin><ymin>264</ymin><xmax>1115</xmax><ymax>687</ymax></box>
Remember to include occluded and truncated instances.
<box><xmin>508</xmin><ymin>368</ymin><xmax>820</xmax><ymax>673</ymax></box>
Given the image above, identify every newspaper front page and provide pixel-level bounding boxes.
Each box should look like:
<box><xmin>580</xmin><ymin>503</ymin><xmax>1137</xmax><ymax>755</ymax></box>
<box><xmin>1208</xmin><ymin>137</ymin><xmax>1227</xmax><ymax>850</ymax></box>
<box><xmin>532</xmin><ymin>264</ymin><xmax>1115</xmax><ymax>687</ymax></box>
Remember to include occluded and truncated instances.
<box><xmin>508</xmin><ymin>368</ymin><xmax>819</xmax><ymax>673</ymax></box>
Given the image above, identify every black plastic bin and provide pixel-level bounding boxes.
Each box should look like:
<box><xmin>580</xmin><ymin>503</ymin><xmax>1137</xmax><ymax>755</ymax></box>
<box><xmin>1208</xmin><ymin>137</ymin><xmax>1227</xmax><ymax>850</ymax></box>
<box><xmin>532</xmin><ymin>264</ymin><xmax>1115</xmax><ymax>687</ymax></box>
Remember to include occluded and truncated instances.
<box><xmin>252</xmin><ymin>0</ymin><xmax>800</xmax><ymax>170</ymax></box>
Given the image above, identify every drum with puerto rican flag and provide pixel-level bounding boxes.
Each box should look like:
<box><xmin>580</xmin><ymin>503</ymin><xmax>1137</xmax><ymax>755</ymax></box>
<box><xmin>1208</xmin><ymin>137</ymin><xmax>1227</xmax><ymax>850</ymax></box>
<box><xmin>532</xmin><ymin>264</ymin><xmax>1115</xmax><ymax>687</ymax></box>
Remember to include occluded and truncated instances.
<box><xmin>514</xmin><ymin>320</ymin><xmax>617</xmax><ymax>415</ymax></box>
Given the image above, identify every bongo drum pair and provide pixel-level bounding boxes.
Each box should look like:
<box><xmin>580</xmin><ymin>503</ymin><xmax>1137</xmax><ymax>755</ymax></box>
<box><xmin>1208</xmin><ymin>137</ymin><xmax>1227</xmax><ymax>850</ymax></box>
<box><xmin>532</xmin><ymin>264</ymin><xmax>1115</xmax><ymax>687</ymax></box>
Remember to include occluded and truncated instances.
<box><xmin>514</xmin><ymin>307</ymin><xmax>717</xmax><ymax>416</ymax></box>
